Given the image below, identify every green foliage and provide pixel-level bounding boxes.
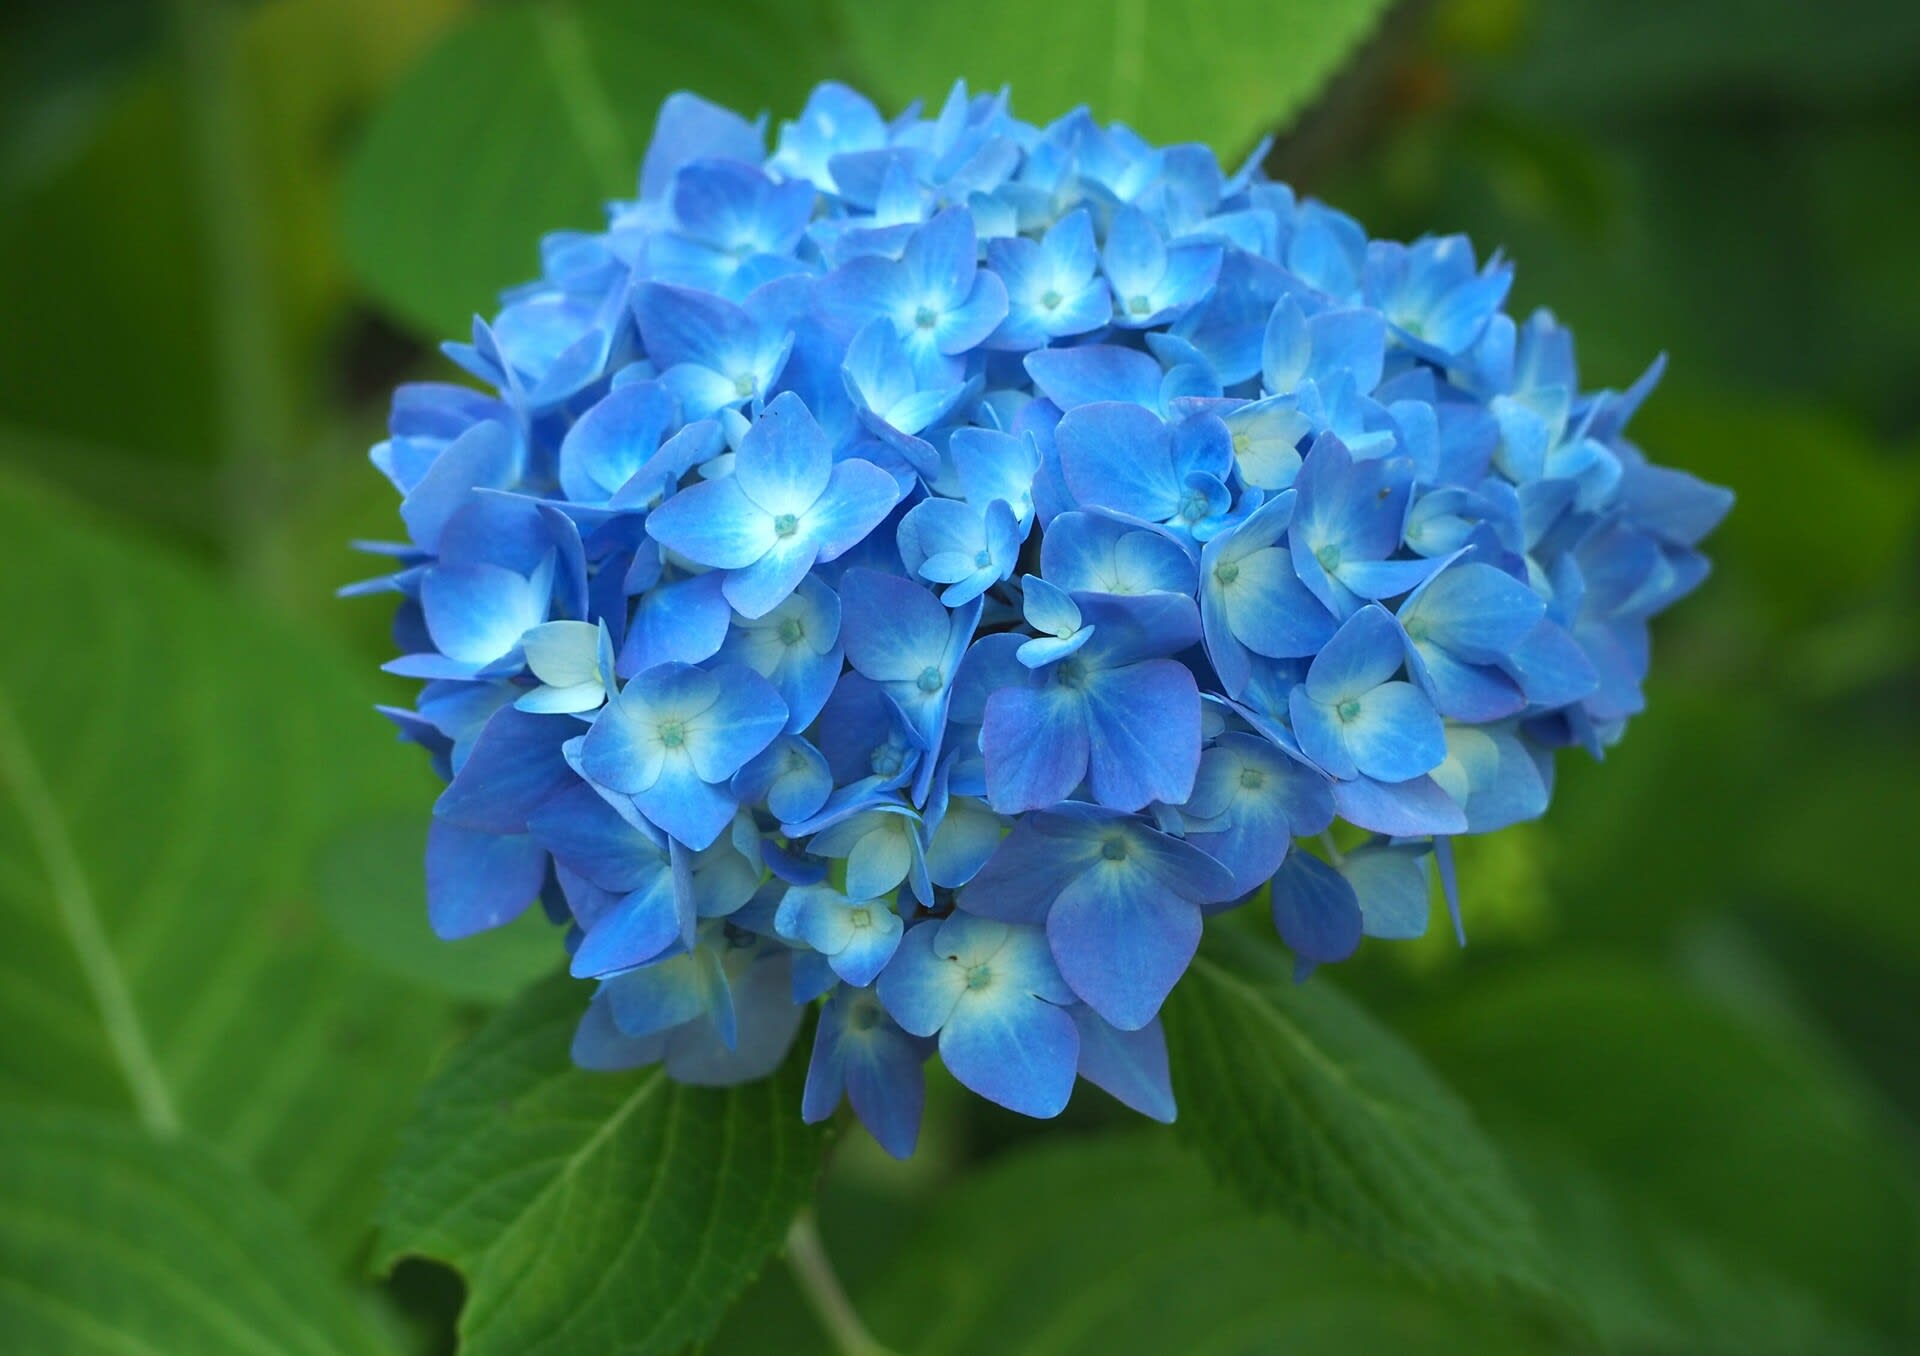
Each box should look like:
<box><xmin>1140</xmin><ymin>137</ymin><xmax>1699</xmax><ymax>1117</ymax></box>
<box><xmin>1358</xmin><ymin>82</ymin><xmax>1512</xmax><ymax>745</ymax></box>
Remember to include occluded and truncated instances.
<box><xmin>1163</xmin><ymin>925</ymin><xmax>1552</xmax><ymax>1296</ymax></box>
<box><xmin>1418</xmin><ymin>961</ymin><xmax>1920</xmax><ymax>1352</ymax></box>
<box><xmin>0</xmin><ymin>1107</ymin><xmax>396</xmax><ymax>1355</ymax></box>
<box><xmin>714</xmin><ymin>1132</ymin><xmax>1557</xmax><ymax>1356</ymax></box>
<box><xmin>839</xmin><ymin>0</ymin><xmax>1396</xmax><ymax>154</ymax></box>
<box><xmin>0</xmin><ymin>471</ymin><xmax>459</xmax><ymax>1260</ymax></box>
<box><xmin>1632</xmin><ymin>395</ymin><xmax>1920</xmax><ymax>631</ymax></box>
<box><xmin>0</xmin><ymin>0</ymin><xmax>454</xmax><ymax>529</ymax></box>
<box><xmin>1499</xmin><ymin>0</ymin><xmax>1920</xmax><ymax>108</ymax></box>
<box><xmin>377</xmin><ymin>975</ymin><xmax>829</xmax><ymax>1356</ymax></box>
<box><xmin>342</xmin><ymin>0</ymin><xmax>839</xmax><ymax>336</ymax></box>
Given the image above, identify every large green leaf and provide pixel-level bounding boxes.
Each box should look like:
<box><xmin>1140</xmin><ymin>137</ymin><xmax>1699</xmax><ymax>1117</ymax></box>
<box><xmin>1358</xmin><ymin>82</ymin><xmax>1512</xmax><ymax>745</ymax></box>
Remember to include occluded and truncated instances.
<box><xmin>839</xmin><ymin>0</ymin><xmax>1397</xmax><ymax>154</ymax></box>
<box><xmin>0</xmin><ymin>1107</ymin><xmax>396</xmax><ymax>1355</ymax></box>
<box><xmin>1162</xmin><ymin>925</ymin><xmax>1551</xmax><ymax>1296</ymax></box>
<box><xmin>377</xmin><ymin>975</ymin><xmax>828</xmax><ymax>1356</ymax></box>
<box><xmin>342</xmin><ymin>0</ymin><xmax>839</xmax><ymax>337</ymax></box>
<box><xmin>1502</xmin><ymin>0</ymin><xmax>1920</xmax><ymax>111</ymax></box>
<box><xmin>0</xmin><ymin>471</ymin><xmax>455</xmax><ymax>1257</ymax></box>
<box><xmin>712</xmin><ymin>1133</ymin><xmax>1555</xmax><ymax>1356</ymax></box>
<box><xmin>0</xmin><ymin>0</ymin><xmax>456</xmax><ymax>535</ymax></box>
<box><xmin>1418</xmin><ymin>961</ymin><xmax>1920</xmax><ymax>1352</ymax></box>
<box><xmin>1632</xmin><ymin>394</ymin><xmax>1920</xmax><ymax>632</ymax></box>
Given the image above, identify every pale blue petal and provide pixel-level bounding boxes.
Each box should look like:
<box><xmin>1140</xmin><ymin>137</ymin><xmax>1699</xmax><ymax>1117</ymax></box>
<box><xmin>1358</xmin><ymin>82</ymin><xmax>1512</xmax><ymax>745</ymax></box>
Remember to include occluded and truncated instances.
<box><xmin>570</xmin><ymin>871</ymin><xmax>688</xmax><ymax>977</ymax></box>
<box><xmin>434</xmin><ymin>707</ymin><xmax>578</xmax><ymax>832</ymax></box>
<box><xmin>775</xmin><ymin>883</ymin><xmax>855</xmax><ymax>954</ymax></box>
<box><xmin>1024</xmin><ymin>345</ymin><xmax>1162</xmax><ymax>410</ymax></box>
<box><xmin>660</xmin><ymin>364</ymin><xmax>743</xmax><ymax>423</ymax></box>
<box><xmin>937</xmin><ymin>271</ymin><xmax>1010</xmax><ymax>354</ymax></box>
<box><xmin>876</xmin><ymin>920</ymin><xmax>967</xmax><ymax>1036</ymax></box>
<box><xmin>646</xmin><ymin>476</ymin><xmax>776</xmax><ymax>569</ymax></box>
<box><xmin>685</xmin><ymin>663</ymin><xmax>787</xmax><ymax>783</ymax></box>
<box><xmin>721</xmin><ymin>536</ymin><xmax>817</xmax><ymax>619</ymax></box>
<box><xmin>1270</xmin><ymin>852</ymin><xmax>1363</xmax><ymax>967</ymax></box>
<box><xmin>425</xmin><ymin>821</ymin><xmax>545</xmax><ymax>939</ymax></box>
<box><xmin>925</xmin><ymin>794</ymin><xmax>1007</xmax><ymax>888</ymax></box>
<box><xmin>1056</xmin><ymin>401</ymin><xmax>1180</xmax><ymax>520</ymax></box>
<box><xmin>1288</xmin><ymin>687</ymin><xmax>1358</xmax><ymax>782</ymax></box>
<box><xmin>1305</xmin><ymin>604</ymin><xmax>1405</xmax><ymax>703</ymax></box>
<box><xmin>803</xmin><ymin>459</ymin><xmax>904</xmax><ymax>560</ymax></box>
<box><xmin>522</xmin><ymin>620</ymin><xmax>602</xmax><ymax>688</ymax></box>
<box><xmin>833</xmin><ymin>909</ymin><xmax>905</xmax><ymax>987</ymax></box>
<box><xmin>618</xmin><ymin>573</ymin><xmax>732</xmax><ymax>675</ymax></box>
<box><xmin>983</xmin><ymin>682</ymin><xmax>1089</xmax><ymax>813</ymax></box>
<box><xmin>1047</xmin><ymin>867</ymin><xmax>1200</xmax><ymax>1030</ymax></box>
<box><xmin>1222</xmin><ymin>547</ymin><xmax>1337</xmax><ymax>658</ymax></box>
<box><xmin>1331</xmin><ymin>774</ymin><xmax>1467</xmax><ymax>836</ymax></box>
<box><xmin>941</xmin><ymin>990</ymin><xmax>1078</xmax><ymax>1117</ymax></box>
<box><xmin>632</xmin><ymin>758</ymin><xmax>739</xmax><ymax>848</ymax></box>
<box><xmin>1338</xmin><ymin>555</ymin><xmax>1446</xmax><ymax>600</ymax></box>
<box><xmin>558</xmin><ymin>381</ymin><xmax>675</xmax><ymax>503</ymax></box>
<box><xmin>841</xmin><ymin>568</ymin><xmax>952</xmax><ymax>681</ymax></box>
<box><xmin>1343</xmin><ymin>845</ymin><xmax>1430</xmax><ymax>940</ymax></box>
<box><xmin>578</xmin><ymin>692</ymin><xmax>669</xmax><ymax>796</ymax></box>
<box><xmin>1342</xmin><ymin>680</ymin><xmax>1445</xmax><ymax>783</ymax></box>
<box><xmin>1016</xmin><ymin>630</ymin><xmax>1094</xmax><ymax>669</ymax></box>
<box><xmin>605</xmin><ymin>948</ymin><xmax>725</xmax><ymax>1040</ymax></box>
<box><xmin>1083</xmin><ymin>659</ymin><xmax>1200</xmax><ymax>811</ymax></box>
<box><xmin>1072</xmin><ymin>1008</ymin><xmax>1175</xmax><ymax>1122</ymax></box>
<box><xmin>1041</xmin><ymin>512</ymin><xmax>1196</xmax><ymax>596</ymax></box>
<box><xmin>845</xmin><ymin>819</ymin><xmax>916</xmax><ymax>901</ymax></box>
<box><xmin>422</xmin><ymin>561</ymin><xmax>548</xmax><ymax>665</ymax></box>
<box><xmin>735</xmin><ymin>390</ymin><xmax>832</xmax><ymax>515</ymax></box>
<box><xmin>1020</xmin><ymin>575</ymin><xmax>1082</xmax><ymax>636</ymax></box>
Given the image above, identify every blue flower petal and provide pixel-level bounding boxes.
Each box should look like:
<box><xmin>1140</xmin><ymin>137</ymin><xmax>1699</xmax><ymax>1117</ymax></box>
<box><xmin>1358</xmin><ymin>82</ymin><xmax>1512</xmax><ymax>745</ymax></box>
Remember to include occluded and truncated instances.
<box><xmin>1270</xmin><ymin>851</ymin><xmax>1363</xmax><ymax>969</ymax></box>
<box><xmin>425</xmin><ymin>820</ymin><xmax>546</xmax><ymax>939</ymax></box>
<box><xmin>1046</xmin><ymin>865</ymin><xmax>1201</xmax><ymax>1030</ymax></box>
<box><xmin>1083</xmin><ymin>659</ymin><xmax>1201</xmax><ymax>811</ymax></box>
<box><xmin>1072</xmin><ymin>1008</ymin><xmax>1176</xmax><ymax>1123</ymax></box>
<box><xmin>983</xmin><ymin>681</ymin><xmax>1089</xmax><ymax>813</ymax></box>
<box><xmin>645</xmin><ymin>475</ymin><xmax>776</xmax><ymax>570</ymax></box>
<box><xmin>941</xmin><ymin>987</ymin><xmax>1079</xmax><ymax>1118</ymax></box>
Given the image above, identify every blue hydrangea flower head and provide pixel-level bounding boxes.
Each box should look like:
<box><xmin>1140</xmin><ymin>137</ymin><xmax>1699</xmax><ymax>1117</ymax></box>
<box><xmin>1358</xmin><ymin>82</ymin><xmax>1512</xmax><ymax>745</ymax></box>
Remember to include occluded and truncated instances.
<box><xmin>355</xmin><ymin>80</ymin><xmax>1730</xmax><ymax>1158</ymax></box>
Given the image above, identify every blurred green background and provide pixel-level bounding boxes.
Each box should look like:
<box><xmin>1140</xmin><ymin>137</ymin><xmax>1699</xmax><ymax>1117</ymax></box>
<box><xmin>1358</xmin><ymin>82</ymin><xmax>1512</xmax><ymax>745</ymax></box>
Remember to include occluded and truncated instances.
<box><xmin>1</xmin><ymin>1</ymin><xmax>1916</xmax><ymax>1353</ymax></box>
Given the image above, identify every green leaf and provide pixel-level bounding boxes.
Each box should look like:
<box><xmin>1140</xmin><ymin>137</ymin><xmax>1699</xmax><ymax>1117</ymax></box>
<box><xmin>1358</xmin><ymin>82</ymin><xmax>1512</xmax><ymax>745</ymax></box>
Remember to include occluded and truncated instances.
<box><xmin>1162</xmin><ymin>925</ymin><xmax>1551</xmax><ymax>1295</ymax></box>
<box><xmin>1418</xmin><ymin>961</ymin><xmax>1920</xmax><ymax>1351</ymax></box>
<box><xmin>1631</xmin><ymin>394</ymin><xmax>1920</xmax><ymax>632</ymax></box>
<box><xmin>0</xmin><ymin>470</ymin><xmax>460</xmax><ymax>1258</ymax></box>
<box><xmin>712</xmin><ymin>1133</ymin><xmax>1555</xmax><ymax>1356</ymax></box>
<box><xmin>377</xmin><ymin>974</ymin><xmax>828</xmax><ymax>1356</ymax></box>
<box><xmin>0</xmin><ymin>1107</ymin><xmax>396</xmax><ymax>1355</ymax></box>
<box><xmin>0</xmin><ymin>0</ymin><xmax>456</xmax><ymax>533</ymax></box>
<box><xmin>342</xmin><ymin>0</ymin><xmax>838</xmax><ymax>337</ymax></box>
<box><xmin>838</xmin><ymin>0</ymin><xmax>1396</xmax><ymax>155</ymax></box>
<box><xmin>318</xmin><ymin>815</ymin><xmax>559</xmax><ymax>1003</ymax></box>
<box><xmin>1502</xmin><ymin>0</ymin><xmax>1920</xmax><ymax>112</ymax></box>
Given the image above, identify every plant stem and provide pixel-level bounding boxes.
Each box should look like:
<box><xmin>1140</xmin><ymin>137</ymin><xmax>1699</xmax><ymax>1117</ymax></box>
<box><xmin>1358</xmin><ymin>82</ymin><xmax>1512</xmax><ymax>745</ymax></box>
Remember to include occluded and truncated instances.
<box><xmin>785</xmin><ymin>1208</ymin><xmax>898</xmax><ymax>1356</ymax></box>
<box><xmin>1319</xmin><ymin>830</ymin><xmax>1346</xmax><ymax>866</ymax></box>
<box><xmin>172</xmin><ymin>0</ymin><xmax>294</xmax><ymax>596</ymax></box>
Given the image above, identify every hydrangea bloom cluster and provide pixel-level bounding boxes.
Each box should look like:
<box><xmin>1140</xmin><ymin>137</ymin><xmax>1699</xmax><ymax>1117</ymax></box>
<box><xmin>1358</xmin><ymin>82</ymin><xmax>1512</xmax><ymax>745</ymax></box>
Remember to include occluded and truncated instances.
<box><xmin>355</xmin><ymin>82</ymin><xmax>1729</xmax><ymax>1156</ymax></box>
